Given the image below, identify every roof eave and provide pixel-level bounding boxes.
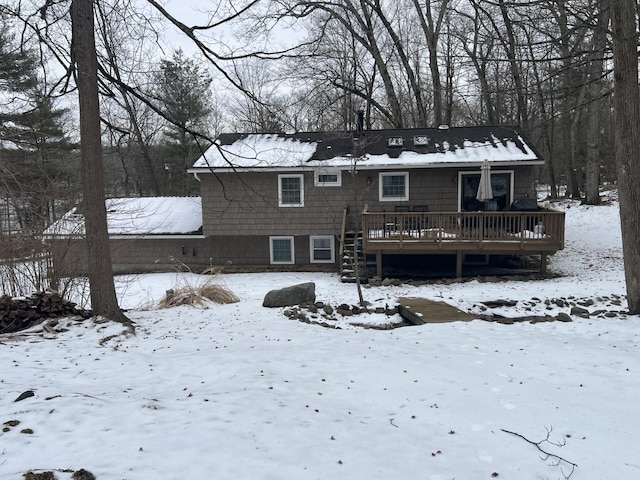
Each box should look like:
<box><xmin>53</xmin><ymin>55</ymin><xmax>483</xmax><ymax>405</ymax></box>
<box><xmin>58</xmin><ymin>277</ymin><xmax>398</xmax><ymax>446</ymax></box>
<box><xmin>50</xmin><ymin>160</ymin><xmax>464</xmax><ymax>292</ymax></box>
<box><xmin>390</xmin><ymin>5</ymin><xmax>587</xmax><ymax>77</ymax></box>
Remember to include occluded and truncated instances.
<box><xmin>188</xmin><ymin>159</ymin><xmax>544</xmax><ymax>174</ymax></box>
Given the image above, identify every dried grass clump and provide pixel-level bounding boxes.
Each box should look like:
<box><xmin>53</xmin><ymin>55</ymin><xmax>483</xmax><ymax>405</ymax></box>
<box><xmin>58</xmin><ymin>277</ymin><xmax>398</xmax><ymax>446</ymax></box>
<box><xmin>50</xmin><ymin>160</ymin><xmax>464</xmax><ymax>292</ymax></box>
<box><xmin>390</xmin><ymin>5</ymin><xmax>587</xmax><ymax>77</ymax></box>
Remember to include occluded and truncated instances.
<box><xmin>158</xmin><ymin>278</ymin><xmax>239</xmax><ymax>309</ymax></box>
<box><xmin>198</xmin><ymin>283</ymin><xmax>240</xmax><ymax>304</ymax></box>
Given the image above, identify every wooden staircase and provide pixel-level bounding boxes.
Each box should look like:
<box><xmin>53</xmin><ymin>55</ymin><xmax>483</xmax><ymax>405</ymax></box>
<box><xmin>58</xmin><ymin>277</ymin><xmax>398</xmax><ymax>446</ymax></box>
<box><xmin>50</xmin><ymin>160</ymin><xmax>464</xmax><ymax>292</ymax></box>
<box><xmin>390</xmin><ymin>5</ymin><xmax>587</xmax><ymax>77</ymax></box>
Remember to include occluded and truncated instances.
<box><xmin>339</xmin><ymin>207</ymin><xmax>368</xmax><ymax>283</ymax></box>
<box><xmin>341</xmin><ymin>230</ymin><xmax>367</xmax><ymax>283</ymax></box>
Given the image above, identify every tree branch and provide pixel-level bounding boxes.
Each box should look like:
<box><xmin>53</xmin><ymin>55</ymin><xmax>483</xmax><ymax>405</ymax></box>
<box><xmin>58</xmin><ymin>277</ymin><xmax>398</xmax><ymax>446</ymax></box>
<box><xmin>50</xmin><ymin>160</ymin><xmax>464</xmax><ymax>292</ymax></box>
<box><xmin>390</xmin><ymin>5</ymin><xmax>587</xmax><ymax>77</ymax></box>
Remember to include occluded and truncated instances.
<box><xmin>501</xmin><ymin>427</ymin><xmax>578</xmax><ymax>479</ymax></box>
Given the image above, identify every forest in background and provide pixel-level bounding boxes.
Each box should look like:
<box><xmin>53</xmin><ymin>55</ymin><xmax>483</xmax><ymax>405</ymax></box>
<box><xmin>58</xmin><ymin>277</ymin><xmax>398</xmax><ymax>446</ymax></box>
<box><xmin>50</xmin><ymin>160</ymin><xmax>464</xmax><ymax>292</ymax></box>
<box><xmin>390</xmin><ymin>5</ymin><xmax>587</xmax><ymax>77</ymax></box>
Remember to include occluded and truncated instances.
<box><xmin>1</xmin><ymin>0</ymin><xmax>639</xmax><ymax>318</ymax></box>
<box><xmin>1</xmin><ymin>1</ymin><xmax>621</xmax><ymax>226</ymax></box>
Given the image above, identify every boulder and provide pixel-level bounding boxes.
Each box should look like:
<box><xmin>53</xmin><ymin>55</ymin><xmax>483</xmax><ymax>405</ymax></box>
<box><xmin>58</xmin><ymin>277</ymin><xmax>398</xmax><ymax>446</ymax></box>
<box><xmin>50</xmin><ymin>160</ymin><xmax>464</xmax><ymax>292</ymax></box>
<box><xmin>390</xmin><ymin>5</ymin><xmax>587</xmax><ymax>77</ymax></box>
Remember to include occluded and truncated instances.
<box><xmin>263</xmin><ymin>282</ymin><xmax>316</xmax><ymax>308</ymax></box>
<box><xmin>556</xmin><ymin>312</ymin><xmax>573</xmax><ymax>322</ymax></box>
<box><xmin>570</xmin><ymin>305</ymin><xmax>590</xmax><ymax>318</ymax></box>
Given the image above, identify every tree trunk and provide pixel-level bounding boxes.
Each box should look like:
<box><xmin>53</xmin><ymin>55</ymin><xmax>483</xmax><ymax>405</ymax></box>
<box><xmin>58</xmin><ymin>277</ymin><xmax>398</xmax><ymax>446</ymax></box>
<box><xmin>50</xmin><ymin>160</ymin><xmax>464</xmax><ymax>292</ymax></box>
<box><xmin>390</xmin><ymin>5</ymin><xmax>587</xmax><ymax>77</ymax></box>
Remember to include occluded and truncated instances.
<box><xmin>611</xmin><ymin>0</ymin><xmax>640</xmax><ymax>314</ymax></box>
<box><xmin>371</xmin><ymin>1</ymin><xmax>428</xmax><ymax>126</ymax></box>
<box><xmin>498</xmin><ymin>0</ymin><xmax>528</xmax><ymax>129</ymax></box>
<box><xmin>568</xmin><ymin>93</ymin><xmax>584</xmax><ymax>199</ymax></box>
<box><xmin>584</xmin><ymin>0</ymin><xmax>610</xmax><ymax>205</ymax></box>
<box><xmin>71</xmin><ymin>0</ymin><xmax>133</xmax><ymax>330</ymax></box>
<box><xmin>411</xmin><ymin>0</ymin><xmax>450</xmax><ymax>126</ymax></box>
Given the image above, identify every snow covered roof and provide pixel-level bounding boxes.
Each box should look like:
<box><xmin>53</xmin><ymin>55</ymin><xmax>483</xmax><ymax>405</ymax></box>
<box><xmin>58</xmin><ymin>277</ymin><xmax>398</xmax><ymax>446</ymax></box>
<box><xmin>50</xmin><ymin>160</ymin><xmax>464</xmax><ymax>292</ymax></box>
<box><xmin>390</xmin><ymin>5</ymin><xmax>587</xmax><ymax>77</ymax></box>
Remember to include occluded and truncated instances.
<box><xmin>43</xmin><ymin>197</ymin><xmax>202</xmax><ymax>237</ymax></box>
<box><xmin>189</xmin><ymin>126</ymin><xmax>543</xmax><ymax>172</ymax></box>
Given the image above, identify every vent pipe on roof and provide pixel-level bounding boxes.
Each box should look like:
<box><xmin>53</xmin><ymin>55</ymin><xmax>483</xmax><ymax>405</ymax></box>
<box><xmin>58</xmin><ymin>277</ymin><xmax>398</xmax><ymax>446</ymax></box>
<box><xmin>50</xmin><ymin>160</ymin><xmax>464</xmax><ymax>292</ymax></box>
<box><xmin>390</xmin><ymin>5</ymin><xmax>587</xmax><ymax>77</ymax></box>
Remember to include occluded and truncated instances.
<box><xmin>356</xmin><ymin>110</ymin><xmax>364</xmax><ymax>136</ymax></box>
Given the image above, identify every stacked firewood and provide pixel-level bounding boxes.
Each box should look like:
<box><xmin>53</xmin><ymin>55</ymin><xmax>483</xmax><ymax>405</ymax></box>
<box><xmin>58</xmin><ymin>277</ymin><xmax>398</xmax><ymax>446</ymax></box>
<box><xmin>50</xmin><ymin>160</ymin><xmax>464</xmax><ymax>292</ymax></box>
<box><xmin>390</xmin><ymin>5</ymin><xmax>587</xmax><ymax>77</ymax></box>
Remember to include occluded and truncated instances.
<box><xmin>0</xmin><ymin>292</ymin><xmax>92</xmax><ymax>334</ymax></box>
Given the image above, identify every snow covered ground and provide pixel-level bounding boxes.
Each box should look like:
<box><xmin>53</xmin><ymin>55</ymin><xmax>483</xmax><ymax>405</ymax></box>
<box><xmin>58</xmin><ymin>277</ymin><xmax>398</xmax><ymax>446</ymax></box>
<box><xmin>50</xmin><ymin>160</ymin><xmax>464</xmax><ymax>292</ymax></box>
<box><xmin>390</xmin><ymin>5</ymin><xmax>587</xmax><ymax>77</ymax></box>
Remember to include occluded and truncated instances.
<box><xmin>1</xmin><ymin>193</ymin><xmax>638</xmax><ymax>480</ymax></box>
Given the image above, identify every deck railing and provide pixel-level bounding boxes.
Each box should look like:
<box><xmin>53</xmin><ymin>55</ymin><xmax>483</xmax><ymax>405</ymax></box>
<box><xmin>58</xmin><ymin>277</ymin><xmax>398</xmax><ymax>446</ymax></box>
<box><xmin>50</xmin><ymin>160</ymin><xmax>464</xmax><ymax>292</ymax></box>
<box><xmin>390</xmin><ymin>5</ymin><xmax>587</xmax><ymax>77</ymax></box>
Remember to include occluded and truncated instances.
<box><xmin>361</xmin><ymin>209</ymin><xmax>565</xmax><ymax>251</ymax></box>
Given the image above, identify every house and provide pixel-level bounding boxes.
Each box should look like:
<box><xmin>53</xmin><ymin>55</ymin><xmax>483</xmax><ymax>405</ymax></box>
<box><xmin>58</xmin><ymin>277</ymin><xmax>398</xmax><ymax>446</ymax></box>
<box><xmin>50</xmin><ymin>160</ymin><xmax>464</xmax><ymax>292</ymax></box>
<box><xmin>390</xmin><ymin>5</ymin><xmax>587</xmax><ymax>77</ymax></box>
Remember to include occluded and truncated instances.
<box><xmin>45</xmin><ymin>125</ymin><xmax>564</xmax><ymax>280</ymax></box>
<box><xmin>187</xmin><ymin>125</ymin><xmax>565</xmax><ymax>280</ymax></box>
<box><xmin>44</xmin><ymin>197</ymin><xmax>210</xmax><ymax>275</ymax></box>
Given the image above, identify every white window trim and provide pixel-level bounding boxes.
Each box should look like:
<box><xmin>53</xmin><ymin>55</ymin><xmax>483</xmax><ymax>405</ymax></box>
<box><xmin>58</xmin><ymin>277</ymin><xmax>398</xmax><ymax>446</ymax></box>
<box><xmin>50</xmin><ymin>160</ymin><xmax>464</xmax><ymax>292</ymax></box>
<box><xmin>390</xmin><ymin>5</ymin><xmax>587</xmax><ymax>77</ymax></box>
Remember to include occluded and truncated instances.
<box><xmin>314</xmin><ymin>169</ymin><xmax>342</xmax><ymax>187</ymax></box>
<box><xmin>379</xmin><ymin>171</ymin><xmax>409</xmax><ymax>202</ymax></box>
<box><xmin>309</xmin><ymin>235</ymin><xmax>335</xmax><ymax>263</ymax></box>
<box><xmin>278</xmin><ymin>174</ymin><xmax>304</xmax><ymax>207</ymax></box>
<box><xmin>270</xmin><ymin>236</ymin><xmax>295</xmax><ymax>264</ymax></box>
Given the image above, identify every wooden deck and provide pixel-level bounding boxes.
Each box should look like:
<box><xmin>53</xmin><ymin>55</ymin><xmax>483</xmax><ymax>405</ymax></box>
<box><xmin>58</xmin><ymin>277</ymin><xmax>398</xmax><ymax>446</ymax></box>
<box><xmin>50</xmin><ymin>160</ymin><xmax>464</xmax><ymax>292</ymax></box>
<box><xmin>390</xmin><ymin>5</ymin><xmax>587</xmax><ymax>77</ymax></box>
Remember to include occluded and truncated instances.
<box><xmin>361</xmin><ymin>209</ymin><xmax>565</xmax><ymax>277</ymax></box>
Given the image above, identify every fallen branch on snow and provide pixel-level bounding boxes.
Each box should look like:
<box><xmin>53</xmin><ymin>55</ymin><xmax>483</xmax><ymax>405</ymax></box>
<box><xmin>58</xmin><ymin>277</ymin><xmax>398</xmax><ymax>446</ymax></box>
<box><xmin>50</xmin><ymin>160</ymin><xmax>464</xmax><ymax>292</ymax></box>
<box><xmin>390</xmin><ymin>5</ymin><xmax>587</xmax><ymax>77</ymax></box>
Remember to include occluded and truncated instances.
<box><xmin>501</xmin><ymin>426</ymin><xmax>577</xmax><ymax>479</ymax></box>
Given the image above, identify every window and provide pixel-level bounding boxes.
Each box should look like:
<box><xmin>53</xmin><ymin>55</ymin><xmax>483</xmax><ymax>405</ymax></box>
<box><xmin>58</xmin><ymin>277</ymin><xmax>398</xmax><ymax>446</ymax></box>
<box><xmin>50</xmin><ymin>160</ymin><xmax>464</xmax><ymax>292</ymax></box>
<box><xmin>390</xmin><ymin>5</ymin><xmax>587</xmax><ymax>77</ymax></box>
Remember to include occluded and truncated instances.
<box><xmin>310</xmin><ymin>236</ymin><xmax>335</xmax><ymax>263</ymax></box>
<box><xmin>314</xmin><ymin>169</ymin><xmax>342</xmax><ymax>187</ymax></box>
<box><xmin>413</xmin><ymin>135</ymin><xmax>429</xmax><ymax>146</ymax></box>
<box><xmin>270</xmin><ymin>236</ymin><xmax>295</xmax><ymax>264</ymax></box>
<box><xmin>379</xmin><ymin>172</ymin><xmax>409</xmax><ymax>201</ymax></box>
<box><xmin>279</xmin><ymin>174</ymin><xmax>304</xmax><ymax>207</ymax></box>
<box><xmin>459</xmin><ymin>171</ymin><xmax>513</xmax><ymax>211</ymax></box>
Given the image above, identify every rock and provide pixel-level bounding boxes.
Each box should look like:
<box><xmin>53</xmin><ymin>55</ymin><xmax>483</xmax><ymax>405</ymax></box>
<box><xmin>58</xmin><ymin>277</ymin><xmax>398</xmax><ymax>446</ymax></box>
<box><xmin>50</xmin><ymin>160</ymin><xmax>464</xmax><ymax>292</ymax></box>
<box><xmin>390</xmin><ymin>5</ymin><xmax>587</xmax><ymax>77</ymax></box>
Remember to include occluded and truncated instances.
<box><xmin>263</xmin><ymin>282</ymin><xmax>316</xmax><ymax>307</ymax></box>
<box><xmin>578</xmin><ymin>298</ymin><xmax>595</xmax><ymax>307</ymax></box>
<box><xmin>481</xmin><ymin>299</ymin><xmax>518</xmax><ymax>308</ymax></box>
<box><xmin>14</xmin><ymin>390</ymin><xmax>35</xmax><ymax>402</ymax></box>
<box><xmin>72</xmin><ymin>470</ymin><xmax>97</xmax><ymax>480</ymax></box>
<box><xmin>556</xmin><ymin>312</ymin><xmax>573</xmax><ymax>322</ymax></box>
<box><xmin>570</xmin><ymin>306</ymin><xmax>590</xmax><ymax>318</ymax></box>
<box><xmin>304</xmin><ymin>304</ymin><xmax>318</xmax><ymax>314</ymax></box>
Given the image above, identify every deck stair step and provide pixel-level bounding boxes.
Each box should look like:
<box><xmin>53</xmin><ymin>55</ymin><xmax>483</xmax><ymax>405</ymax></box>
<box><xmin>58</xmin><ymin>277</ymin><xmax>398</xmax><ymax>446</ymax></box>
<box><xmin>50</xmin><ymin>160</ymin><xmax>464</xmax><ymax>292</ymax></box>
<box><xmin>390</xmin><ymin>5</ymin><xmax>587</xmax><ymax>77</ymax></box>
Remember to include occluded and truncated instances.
<box><xmin>340</xmin><ymin>230</ymin><xmax>367</xmax><ymax>283</ymax></box>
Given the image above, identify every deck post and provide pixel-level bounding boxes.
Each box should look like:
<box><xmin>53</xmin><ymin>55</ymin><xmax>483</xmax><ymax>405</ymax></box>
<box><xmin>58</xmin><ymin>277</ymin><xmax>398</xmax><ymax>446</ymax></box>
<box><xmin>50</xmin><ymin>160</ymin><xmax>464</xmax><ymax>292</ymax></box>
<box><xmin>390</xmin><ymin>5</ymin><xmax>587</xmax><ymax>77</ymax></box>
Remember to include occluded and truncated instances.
<box><xmin>540</xmin><ymin>253</ymin><xmax>547</xmax><ymax>274</ymax></box>
<box><xmin>376</xmin><ymin>251</ymin><xmax>382</xmax><ymax>278</ymax></box>
<box><xmin>456</xmin><ymin>251</ymin><xmax>463</xmax><ymax>278</ymax></box>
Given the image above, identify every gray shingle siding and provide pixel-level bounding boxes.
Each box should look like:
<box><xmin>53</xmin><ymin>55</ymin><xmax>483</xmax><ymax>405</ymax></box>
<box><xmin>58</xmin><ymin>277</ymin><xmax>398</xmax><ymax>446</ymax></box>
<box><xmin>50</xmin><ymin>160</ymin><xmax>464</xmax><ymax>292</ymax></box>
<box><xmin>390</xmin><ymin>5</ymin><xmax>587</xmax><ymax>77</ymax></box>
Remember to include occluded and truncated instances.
<box><xmin>200</xmin><ymin>166</ymin><xmax>536</xmax><ymax>237</ymax></box>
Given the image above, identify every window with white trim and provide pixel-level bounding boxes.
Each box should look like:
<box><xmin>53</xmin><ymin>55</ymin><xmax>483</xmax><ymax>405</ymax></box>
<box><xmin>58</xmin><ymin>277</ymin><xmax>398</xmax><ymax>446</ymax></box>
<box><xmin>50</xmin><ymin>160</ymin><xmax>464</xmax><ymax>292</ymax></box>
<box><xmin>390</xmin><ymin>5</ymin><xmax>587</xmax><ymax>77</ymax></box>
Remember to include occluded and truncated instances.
<box><xmin>278</xmin><ymin>174</ymin><xmax>304</xmax><ymax>207</ymax></box>
<box><xmin>270</xmin><ymin>236</ymin><xmax>295</xmax><ymax>264</ymax></box>
<box><xmin>314</xmin><ymin>169</ymin><xmax>342</xmax><ymax>187</ymax></box>
<box><xmin>310</xmin><ymin>236</ymin><xmax>335</xmax><ymax>263</ymax></box>
<box><xmin>379</xmin><ymin>172</ymin><xmax>409</xmax><ymax>201</ymax></box>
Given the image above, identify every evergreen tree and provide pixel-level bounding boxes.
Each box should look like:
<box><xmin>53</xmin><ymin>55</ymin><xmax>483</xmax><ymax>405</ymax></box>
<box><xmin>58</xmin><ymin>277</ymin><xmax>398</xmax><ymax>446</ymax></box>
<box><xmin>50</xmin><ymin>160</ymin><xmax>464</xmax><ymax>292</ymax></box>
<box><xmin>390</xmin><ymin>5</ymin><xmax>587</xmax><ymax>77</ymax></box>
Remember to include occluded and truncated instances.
<box><xmin>0</xmin><ymin>17</ymin><xmax>76</xmax><ymax>234</ymax></box>
<box><xmin>153</xmin><ymin>49</ymin><xmax>213</xmax><ymax>195</ymax></box>
<box><xmin>0</xmin><ymin>17</ymin><xmax>38</xmax><ymax>146</ymax></box>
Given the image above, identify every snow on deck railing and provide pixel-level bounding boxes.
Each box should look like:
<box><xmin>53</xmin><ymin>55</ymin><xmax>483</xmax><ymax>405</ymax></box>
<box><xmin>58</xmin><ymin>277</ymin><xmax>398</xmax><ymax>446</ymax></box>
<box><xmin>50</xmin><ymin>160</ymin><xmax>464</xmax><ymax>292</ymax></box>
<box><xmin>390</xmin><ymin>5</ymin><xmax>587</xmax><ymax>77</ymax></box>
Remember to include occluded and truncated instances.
<box><xmin>362</xmin><ymin>210</ymin><xmax>565</xmax><ymax>248</ymax></box>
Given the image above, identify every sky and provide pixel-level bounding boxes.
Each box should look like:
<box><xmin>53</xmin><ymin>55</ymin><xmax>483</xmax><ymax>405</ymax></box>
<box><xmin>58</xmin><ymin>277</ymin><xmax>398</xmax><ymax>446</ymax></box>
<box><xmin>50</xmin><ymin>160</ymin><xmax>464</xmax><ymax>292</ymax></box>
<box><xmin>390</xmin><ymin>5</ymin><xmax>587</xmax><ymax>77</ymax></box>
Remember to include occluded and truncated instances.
<box><xmin>1</xmin><ymin>190</ymin><xmax>638</xmax><ymax>480</ymax></box>
<box><xmin>157</xmin><ymin>0</ymin><xmax>303</xmax><ymax>58</ymax></box>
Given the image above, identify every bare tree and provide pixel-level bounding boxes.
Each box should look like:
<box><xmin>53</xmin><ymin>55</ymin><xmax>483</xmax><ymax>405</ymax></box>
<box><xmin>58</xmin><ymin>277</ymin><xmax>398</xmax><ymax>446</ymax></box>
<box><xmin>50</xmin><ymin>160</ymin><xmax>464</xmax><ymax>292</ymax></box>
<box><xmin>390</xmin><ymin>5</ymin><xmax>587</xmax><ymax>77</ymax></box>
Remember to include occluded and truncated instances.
<box><xmin>410</xmin><ymin>0</ymin><xmax>450</xmax><ymax>125</ymax></box>
<box><xmin>583</xmin><ymin>0</ymin><xmax>611</xmax><ymax>205</ymax></box>
<box><xmin>71</xmin><ymin>0</ymin><xmax>132</xmax><ymax>329</ymax></box>
<box><xmin>95</xmin><ymin>0</ymin><xmax>162</xmax><ymax>196</ymax></box>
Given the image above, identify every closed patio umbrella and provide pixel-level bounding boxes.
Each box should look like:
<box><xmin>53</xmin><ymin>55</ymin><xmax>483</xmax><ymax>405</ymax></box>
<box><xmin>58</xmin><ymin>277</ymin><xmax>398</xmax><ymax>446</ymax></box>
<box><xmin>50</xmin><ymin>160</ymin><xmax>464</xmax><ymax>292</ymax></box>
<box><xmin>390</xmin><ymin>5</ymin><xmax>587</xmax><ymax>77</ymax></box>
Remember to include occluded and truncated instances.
<box><xmin>476</xmin><ymin>160</ymin><xmax>493</xmax><ymax>203</ymax></box>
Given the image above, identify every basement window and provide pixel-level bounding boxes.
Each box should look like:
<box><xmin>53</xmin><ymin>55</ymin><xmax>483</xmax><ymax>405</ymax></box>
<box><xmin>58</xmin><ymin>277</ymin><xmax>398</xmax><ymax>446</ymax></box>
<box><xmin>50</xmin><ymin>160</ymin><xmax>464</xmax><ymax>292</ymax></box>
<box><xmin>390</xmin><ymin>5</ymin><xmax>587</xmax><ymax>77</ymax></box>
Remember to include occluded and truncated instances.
<box><xmin>310</xmin><ymin>236</ymin><xmax>335</xmax><ymax>263</ymax></box>
<box><xmin>270</xmin><ymin>236</ymin><xmax>295</xmax><ymax>264</ymax></box>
